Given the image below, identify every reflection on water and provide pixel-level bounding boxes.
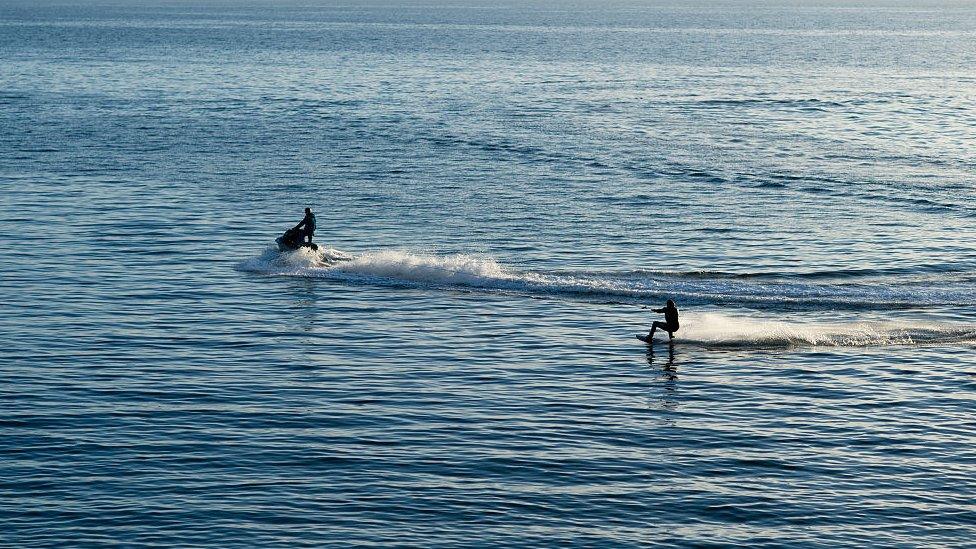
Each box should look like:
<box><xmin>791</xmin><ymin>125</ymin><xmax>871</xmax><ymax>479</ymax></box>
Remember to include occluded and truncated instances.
<box><xmin>288</xmin><ymin>277</ymin><xmax>320</xmax><ymax>333</ymax></box>
<box><xmin>646</xmin><ymin>343</ymin><xmax>679</xmax><ymax>414</ymax></box>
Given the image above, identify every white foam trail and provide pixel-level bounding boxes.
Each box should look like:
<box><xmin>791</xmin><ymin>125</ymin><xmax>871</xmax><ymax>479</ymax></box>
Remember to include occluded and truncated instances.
<box><xmin>237</xmin><ymin>247</ymin><xmax>634</xmax><ymax>296</ymax></box>
<box><xmin>237</xmin><ymin>247</ymin><xmax>976</xmax><ymax>313</ymax></box>
<box><xmin>239</xmin><ymin>247</ymin><xmax>526</xmax><ymax>285</ymax></box>
<box><xmin>677</xmin><ymin>312</ymin><xmax>975</xmax><ymax>347</ymax></box>
<box><xmin>336</xmin><ymin>250</ymin><xmax>513</xmax><ymax>286</ymax></box>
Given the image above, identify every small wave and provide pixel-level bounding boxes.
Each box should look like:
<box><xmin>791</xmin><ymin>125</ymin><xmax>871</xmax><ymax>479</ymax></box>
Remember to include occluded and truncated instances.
<box><xmin>421</xmin><ymin>134</ymin><xmax>565</xmax><ymax>166</ymax></box>
<box><xmin>237</xmin><ymin>248</ymin><xmax>976</xmax><ymax>312</ymax></box>
<box><xmin>617</xmin><ymin>264</ymin><xmax>973</xmax><ymax>281</ymax></box>
<box><xmin>754</xmin><ymin>181</ymin><xmax>786</xmax><ymax>189</ymax></box>
<box><xmin>694</xmin><ymin>97</ymin><xmax>847</xmax><ymax>110</ymax></box>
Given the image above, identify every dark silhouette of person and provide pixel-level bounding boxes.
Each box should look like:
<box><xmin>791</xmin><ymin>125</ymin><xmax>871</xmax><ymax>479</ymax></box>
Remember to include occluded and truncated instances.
<box><xmin>294</xmin><ymin>207</ymin><xmax>316</xmax><ymax>244</ymax></box>
<box><xmin>647</xmin><ymin>299</ymin><xmax>679</xmax><ymax>341</ymax></box>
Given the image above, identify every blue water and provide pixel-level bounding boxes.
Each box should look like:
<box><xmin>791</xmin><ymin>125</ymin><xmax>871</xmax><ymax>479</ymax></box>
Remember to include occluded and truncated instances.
<box><xmin>2</xmin><ymin>1</ymin><xmax>976</xmax><ymax>546</ymax></box>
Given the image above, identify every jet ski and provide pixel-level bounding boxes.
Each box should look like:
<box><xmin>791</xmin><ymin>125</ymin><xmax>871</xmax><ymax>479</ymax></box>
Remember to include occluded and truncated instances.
<box><xmin>276</xmin><ymin>227</ymin><xmax>319</xmax><ymax>252</ymax></box>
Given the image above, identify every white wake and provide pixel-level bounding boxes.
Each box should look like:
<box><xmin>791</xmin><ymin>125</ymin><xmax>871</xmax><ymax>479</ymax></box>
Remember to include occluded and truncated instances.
<box><xmin>237</xmin><ymin>247</ymin><xmax>976</xmax><ymax>347</ymax></box>
<box><xmin>674</xmin><ymin>312</ymin><xmax>972</xmax><ymax>347</ymax></box>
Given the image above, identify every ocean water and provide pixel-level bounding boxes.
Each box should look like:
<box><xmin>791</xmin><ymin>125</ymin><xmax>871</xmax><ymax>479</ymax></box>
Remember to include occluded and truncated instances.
<box><xmin>2</xmin><ymin>1</ymin><xmax>976</xmax><ymax>546</ymax></box>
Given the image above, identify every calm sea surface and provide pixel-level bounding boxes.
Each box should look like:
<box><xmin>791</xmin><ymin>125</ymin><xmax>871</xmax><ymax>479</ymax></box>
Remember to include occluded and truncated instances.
<box><xmin>2</xmin><ymin>1</ymin><xmax>976</xmax><ymax>546</ymax></box>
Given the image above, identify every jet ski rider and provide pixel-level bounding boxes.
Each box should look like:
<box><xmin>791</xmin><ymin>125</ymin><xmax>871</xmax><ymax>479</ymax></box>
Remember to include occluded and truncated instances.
<box><xmin>294</xmin><ymin>207</ymin><xmax>316</xmax><ymax>245</ymax></box>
